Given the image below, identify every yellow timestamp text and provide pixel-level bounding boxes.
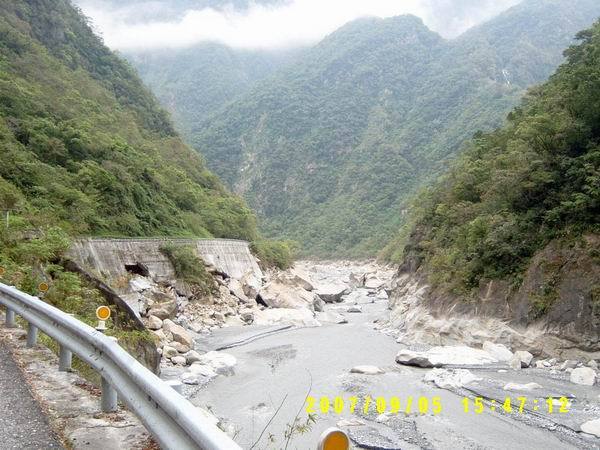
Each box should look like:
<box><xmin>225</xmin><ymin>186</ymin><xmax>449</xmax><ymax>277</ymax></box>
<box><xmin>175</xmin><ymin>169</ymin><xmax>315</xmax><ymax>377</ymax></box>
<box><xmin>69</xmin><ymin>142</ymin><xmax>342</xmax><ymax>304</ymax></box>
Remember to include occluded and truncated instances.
<box><xmin>305</xmin><ymin>396</ymin><xmax>571</xmax><ymax>416</ymax></box>
<box><xmin>305</xmin><ymin>396</ymin><xmax>443</xmax><ymax>416</ymax></box>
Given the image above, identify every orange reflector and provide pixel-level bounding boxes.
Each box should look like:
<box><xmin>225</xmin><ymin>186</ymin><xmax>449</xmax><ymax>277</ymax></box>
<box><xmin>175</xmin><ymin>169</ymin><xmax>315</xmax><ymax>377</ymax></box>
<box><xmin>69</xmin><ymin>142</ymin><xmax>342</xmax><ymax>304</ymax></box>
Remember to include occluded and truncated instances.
<box><xmin>0</xmin><ymin>267</ymin><xmax>4</xmax><ymax>276</ymax></box>
<box><xmin>318</xmin><ymin>428</ymin><xmax>350</xmax><ymax>450</ymax></box>
<box><xmin>96</xmin><ymin>306</ymin><xmax>111</xmax><ymax>321</ymax></box>
<box><xmin>38</xmin><ymin>282</ymin><xmax>49</xmax><ymax>292</ymax></box>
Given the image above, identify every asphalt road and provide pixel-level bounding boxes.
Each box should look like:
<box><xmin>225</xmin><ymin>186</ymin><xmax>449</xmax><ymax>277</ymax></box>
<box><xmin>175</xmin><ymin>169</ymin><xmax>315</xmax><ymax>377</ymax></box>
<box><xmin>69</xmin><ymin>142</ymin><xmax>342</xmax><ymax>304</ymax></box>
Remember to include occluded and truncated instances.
<box><xmin>0</xmin><ymin>342</ymin><xmax>63</xmax><ymax>449</ymax></box>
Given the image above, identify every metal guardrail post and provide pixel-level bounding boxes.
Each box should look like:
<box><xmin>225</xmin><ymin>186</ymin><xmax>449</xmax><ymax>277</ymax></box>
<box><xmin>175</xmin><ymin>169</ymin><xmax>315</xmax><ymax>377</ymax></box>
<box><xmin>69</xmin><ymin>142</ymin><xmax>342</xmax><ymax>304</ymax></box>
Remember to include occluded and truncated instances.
<box><xmin>58</xmin><ymin>344</ymin><xmax>72</xmax><ymax>371</ymax></box>
<box><xmin>26</xmin><ymin>322</ymin><xmax>38</xmax><ymax>347</ymax></box>
<box><xmin>101</xmin><ymin>336</ymin><xmax>119</xmax><ymax>412</ymax></box>
<box><xmin>5</xmin><ymin>308</ymin><xmax>15</xmax><ymax>327</ymax></box>
<box><xmin>101</xmin><ymin>376</ymin><xmax>118</xmax><ymax>412</ymax></box>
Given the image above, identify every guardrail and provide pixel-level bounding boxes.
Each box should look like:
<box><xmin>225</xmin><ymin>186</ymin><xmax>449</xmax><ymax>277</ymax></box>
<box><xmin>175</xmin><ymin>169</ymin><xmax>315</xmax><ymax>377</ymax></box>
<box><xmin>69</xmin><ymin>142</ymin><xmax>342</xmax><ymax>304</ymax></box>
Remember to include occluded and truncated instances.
<box><xmin>0</xmin><ymin>282</ymin><xmax>242</xmax><ymax>450</ymax></box>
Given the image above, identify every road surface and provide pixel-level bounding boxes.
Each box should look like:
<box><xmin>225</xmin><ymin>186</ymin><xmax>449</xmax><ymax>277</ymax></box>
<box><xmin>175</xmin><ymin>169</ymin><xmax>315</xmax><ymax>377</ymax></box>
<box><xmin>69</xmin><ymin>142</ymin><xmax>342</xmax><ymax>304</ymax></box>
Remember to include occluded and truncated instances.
<box><xmin>0</xmin><ymin>342</ymin><xmax>62</xmax><ymax>449</ymax></box>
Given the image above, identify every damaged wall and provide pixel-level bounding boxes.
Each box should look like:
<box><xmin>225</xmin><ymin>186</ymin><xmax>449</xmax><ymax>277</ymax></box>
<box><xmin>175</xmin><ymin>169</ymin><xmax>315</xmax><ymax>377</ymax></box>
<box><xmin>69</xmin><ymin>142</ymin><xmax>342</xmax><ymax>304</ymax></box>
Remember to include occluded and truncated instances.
<box><xmin>67</xmin><ymin>238</ymin><xmax>263</xmax><ymax>282</ymax></box>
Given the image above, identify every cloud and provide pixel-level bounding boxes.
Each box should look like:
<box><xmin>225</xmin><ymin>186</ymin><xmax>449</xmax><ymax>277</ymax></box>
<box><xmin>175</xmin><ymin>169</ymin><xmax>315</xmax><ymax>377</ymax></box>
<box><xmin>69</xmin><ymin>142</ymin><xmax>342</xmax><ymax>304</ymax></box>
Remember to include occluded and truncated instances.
<box><xmin>75</xmin><ymin>0</ymin><xmax>522</xmax><ymax>51</ymax></box>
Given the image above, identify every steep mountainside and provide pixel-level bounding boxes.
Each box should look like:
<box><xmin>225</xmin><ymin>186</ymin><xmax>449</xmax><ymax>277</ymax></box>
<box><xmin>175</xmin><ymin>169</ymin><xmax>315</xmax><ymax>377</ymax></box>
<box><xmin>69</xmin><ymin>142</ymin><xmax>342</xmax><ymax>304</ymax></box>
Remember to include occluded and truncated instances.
<box><xmin>387</xmin><ymin>19</ymin><xmax>600</xmax><ymax>349</ymax></box>
<box><xmin>190</xmin><ymin>0</ymin><xmax>600</xmax><ymax>257</ymax></box>
<box><xmin>128</xmin><ymin>45</ymin><xmax>302</xmax><ymax>136</ymax></box>
<box><xmin>0</xmin><ymin>0</ymin><xmax>258</xmax><ymax>240</ymax></box>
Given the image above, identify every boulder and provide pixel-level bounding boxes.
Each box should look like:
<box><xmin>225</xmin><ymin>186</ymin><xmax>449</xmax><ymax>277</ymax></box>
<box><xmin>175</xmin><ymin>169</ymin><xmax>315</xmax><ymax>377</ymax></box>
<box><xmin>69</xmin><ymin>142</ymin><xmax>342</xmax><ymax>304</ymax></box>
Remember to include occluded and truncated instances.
<box><xmin>395</xmin><ymin>349</ymin><xmax>437</xmax><ymax>368</ymax></box>
<box><xmin>241</xmin><ymin>272</ymin><xmax>261</xmax><ymax>299</ymax></box>
<box><xmin>396</xmin><ymin>346</ymin><xmax>498</xmax><ymax>368</ymax></box>
<box><xmin>559</xmin><ymin>360</ymin><xmax>579</xmax><ymax>371</ymax></box>
<box><xmin>503</xmin><ymin>382</ymin><xmax>542</xmax><ymax>392</ymax></box>
<box><xmin>148</xmin><ymin>300</ymin><xmax>177</xmax><ymax>320</ymax></box>
<box><xmin>171</xmin><ymin>341</ymin><xmax>191</xmax><ymax>353</ymax></box>
<box><xmin>240</xmin><ymin>309</ymin><xmax>255</xmax><ymax>324</ymax></box>
<box><xmin>315</xmin><ymin>283</ymin><xmax>348</xmax><ymax>303</ymax></box>
<box><xmin>171</xmin><ymin>356</ymin><xmax>187</xmax><ymax>366</ymax></box>
<box><xmin>227</xmin><ymin>279</ymin><xmax>249</xmax><ymax>302</ymax></box>
<box><xmin>589</xmin><ymin>360</ymin><xmax>599</xmax><ymax>369</ymax></box>
<box><xmin>184</xmin><ymin>350</ymin><xmax>203</xmax><ymax>364</ymax></box>
<box><xmin>162</xmin><ymin>319</ymin><xmax>194</xmax><ymax>348</ymax></box>
<box><xmin>181</xmin><ymin>373</ymin><xmax>201</xmax><ymax>385</ymax></box>
<box><xmin>482</xmin><ymin>341</ymin><xmax>513</xmax><ymax>362</ymax></box>
<box><xmin>570</xmin><ymin>367</ymin><xmax>596</xmax><ymax>386</ymax></box>
<box><xmin>514</xmin><ymin>350</ymin><xmax>534</xmax><ymax>368</ymax></box>
<box><xmin>348</xmin><ymin>272</ymin><xmax>365</xmax><ymax>288</ymax></box>
<box><xmin>196</xmin><ymin>351</ymin><xmax>237</xmax><ymax>375</ymax></box>
<box><xmin>189</xmin><ymin>363</ymin><xmax>218</xmax><ymax>378</ymax></box>
<box><xmin>281</xmin><ymin>268</ymin><xmax>314</xmax><ymax>291</ymax></box>
<box><xmin>509</xmin><ymin>354</ymin><xmax>522</xmax><ymax>370</ymax></box>
<box><xmin>162</xmin><ymin>346</ymin><xmax>178</xmax><ymax>359</ymax></box>
<box><xmin>581</xmin><ymin>419</ymin><xmax>600</xmax><ymax>437</ymax></box>
<box><xmin>258</xmin><ymin>282</ymin><xmax>320</xmax><ymax>311</ymax></box>
<box><xmin>146</xmin><ymin>315</ymin><xmax>163</xmax><ymax>330</ymax></box>
<box><xmin>350</xmin><ymin>366</ymin><xmax>384</xmax><ymax>375</ymax></box>
<box><xmin>347</xmin><ymin>305</ymin><xmax>362</xmax><ymax>313</ymax></box>
<box><xmin>364</xmin><ymin>277</ymin><xmax>385</xmax><ymax>290</ymax></box>
<box><xmin>376</xmin><ymin>290</ymin><xmax>389</xmax><ymax>300</ymax></box>
<box><xmin>423</xmin><ymin>369</ymin><xmax>479</xmax><ymax>389</ymax></box>
<box><xmin>316</xmin><ymin>311</ymin><xmax>348</xmax><ymax>324</ymax></box>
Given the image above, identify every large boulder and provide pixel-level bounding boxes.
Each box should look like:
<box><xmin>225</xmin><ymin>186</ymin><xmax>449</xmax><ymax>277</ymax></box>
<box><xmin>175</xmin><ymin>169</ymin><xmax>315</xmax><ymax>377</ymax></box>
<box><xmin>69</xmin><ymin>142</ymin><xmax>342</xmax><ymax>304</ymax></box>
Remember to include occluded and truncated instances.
<box><xmin>581</xmin><ymin>419</ymin><xmax>600</xmax><ymax>437</ymax></box>
<box><xmin>146</xmin><ymin>315</ymin><xmax>163</xmax><ymax>330</ymax></box>
<box><xmin>503</xmin><ymin>382</ymin><xmax>542</xmax><ymax>392</ymax></box>
<box><xmin>395</xmin><ymin>349</ymin><xmax>437</xmax><ymax>368</ymax></box>
<box><xmin>514</xmin><ymin>351</ymin><xmax>534</xmax><ymax>368</ymax></box>
<box><xmin>162</xmin><ymin>319</ymin><xmax>194</xmax><ymax>348</ymax></box>
<box><xmin>482</xmin><ymin>341</ymin><xmax>513</xmax><ymax>362</ymax></box>
<box><xmin>396</xmin><ymin>346</ymin><xmax>498</xmax><ymax>368</ymax></box>
<box><xmin>258</xmin><ymin>282</ymin><xmax>320</xmax><ymax>311</ymax></box>
<box><xmin>241</xmin><ymin>271</ymin><xmax>262</xmax><ymax>299</ymax></box>
<box><xmin>316</xmin><ymin>311</ymin><xmax>348</xmax><ymax>324</ymax></box>
<box><xmin>196</xmin><ymin>351</ymin><xmax>237</xmax><ymax>375</ymax></box>
<box><xmin>570</xmin><ymin>367</ymin><xmax>596</xmax><ymax>385</ymax></box>
<box><xmin>278</xmin><ymin>267</ymin><xmax>315</xmax><ymax>291</ymax></box>
<box><xmin>148</xmin><ymin>299</ymin><xmax>177</xmax><ymax>320</ymax></box>
<box><xmin>423</xmin><ymin>369</ymin><xmax>479</xmax><ymax>389</ymax></box>
<box><xmin>315</xmin><ymin>283</ymin><xmax>348</xmax><ymax>303</ymax></box>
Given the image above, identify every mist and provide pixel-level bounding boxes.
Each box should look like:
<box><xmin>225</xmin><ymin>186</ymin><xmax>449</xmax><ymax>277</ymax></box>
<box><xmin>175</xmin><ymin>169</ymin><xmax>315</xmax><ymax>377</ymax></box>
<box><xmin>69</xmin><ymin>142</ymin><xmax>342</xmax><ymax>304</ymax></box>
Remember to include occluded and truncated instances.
<box><xmin>75</xmin><ymin>0</ymin><xmax>522</xmax><ymax>51</ymax></box>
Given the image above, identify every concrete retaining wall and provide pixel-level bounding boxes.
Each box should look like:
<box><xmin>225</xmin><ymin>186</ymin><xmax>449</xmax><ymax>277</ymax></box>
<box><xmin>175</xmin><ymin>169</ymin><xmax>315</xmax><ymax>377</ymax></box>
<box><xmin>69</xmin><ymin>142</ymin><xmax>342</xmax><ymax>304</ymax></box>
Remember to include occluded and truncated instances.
<box><xmin>67</xmin><ymin>238</ymin><xmax>263</xmax><ymax>282</ymax></box>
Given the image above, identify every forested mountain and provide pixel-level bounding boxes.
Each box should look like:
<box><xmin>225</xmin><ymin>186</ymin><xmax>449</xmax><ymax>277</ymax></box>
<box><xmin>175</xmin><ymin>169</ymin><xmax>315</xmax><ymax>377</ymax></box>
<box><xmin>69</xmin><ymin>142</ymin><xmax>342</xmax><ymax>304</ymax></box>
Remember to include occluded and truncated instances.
<box><xmin>0</xmin><ymin>0</ymin><xmax>260</xmax><ymax>242</ymax></box>
<box><xmin>188</xmin><ymin>0</ymin><xmax>600</xmax><ymax>257</ymax></box>
<box><xmin>128</xmin><ymin>45</ymin><xmax>302</xmax><ymax>136</ymax></box>
<box><xmin>387</xmin><ymin>19</ymin><xmax>599</xmax><ymax>302</ymax></box>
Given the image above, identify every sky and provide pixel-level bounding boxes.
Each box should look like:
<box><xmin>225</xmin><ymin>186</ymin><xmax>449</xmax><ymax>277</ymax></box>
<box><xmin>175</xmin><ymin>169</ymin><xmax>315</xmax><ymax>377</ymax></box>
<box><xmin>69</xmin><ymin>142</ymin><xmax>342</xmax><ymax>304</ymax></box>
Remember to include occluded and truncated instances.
<box><xmin>75</xmin><ymin>0</ymin><xmax>523</xmax><ymax>51</ymax></box>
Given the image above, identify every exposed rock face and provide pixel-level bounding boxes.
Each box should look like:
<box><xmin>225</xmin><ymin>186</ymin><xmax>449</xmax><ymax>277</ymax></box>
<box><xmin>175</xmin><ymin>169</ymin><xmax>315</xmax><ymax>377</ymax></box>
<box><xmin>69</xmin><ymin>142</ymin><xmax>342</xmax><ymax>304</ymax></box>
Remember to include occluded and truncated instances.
<box><xmin>388</xmin><ymin>234</ymin><xmax>600</xmax><ymax>359</ymax></box>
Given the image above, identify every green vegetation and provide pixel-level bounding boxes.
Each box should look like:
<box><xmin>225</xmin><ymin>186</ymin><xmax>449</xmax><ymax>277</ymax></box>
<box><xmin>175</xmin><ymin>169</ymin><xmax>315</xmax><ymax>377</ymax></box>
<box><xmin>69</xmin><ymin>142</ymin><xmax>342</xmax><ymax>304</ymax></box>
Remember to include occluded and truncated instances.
<box><xmin>159</xmin><ymin>244</ymin><xmax>214</xmax><ymax>295</ymax></box>
<box><xmin>385</xmin><ymin>20</ymin><xmax>600</xmax><ymax>295</ymax></box>
<box><xmin>186</xmin><ymin>0</ymin><xmax>600</xmax><ymax>257</ymax></box>
<box><xmin>251</xmin><ymin>239</ymin><xmax>297</xmax><ymax>270</ymax></box>
<box><xmin>0</xmin><ymin>0</ymin><xmax>259</xmax><ymax>240</ymax></box>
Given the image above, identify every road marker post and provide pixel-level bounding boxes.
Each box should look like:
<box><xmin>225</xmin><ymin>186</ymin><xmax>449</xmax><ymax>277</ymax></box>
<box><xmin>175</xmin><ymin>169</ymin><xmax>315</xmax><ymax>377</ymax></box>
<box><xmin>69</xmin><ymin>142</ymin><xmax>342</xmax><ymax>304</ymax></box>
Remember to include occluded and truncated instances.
<box><xmin>95</xmin><ymin>305</ymin><xmax>111</xmax><ymax>333</ymax></box>
<box><xmin>317</xmin><ymin>428</ymin><xmax>350</xmax><ymax>450</ymax></box>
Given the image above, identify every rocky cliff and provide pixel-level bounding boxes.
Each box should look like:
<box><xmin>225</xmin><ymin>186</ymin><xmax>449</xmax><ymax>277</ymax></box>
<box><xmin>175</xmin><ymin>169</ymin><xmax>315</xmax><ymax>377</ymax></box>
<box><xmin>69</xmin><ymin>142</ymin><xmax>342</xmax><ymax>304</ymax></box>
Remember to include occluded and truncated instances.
<box><xmin>388</xmin><ymin>234</ymin><xmax>600</xmax><ymax>360</ymax></box>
